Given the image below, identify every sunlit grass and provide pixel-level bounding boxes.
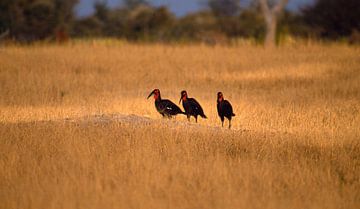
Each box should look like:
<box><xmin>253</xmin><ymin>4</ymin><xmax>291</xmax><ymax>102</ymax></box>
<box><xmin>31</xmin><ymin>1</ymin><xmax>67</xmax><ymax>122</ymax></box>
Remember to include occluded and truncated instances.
<box><xmin>0</xmin><ymin>40</ymin><xmax>359</xmax><ymax>209</ymax></box>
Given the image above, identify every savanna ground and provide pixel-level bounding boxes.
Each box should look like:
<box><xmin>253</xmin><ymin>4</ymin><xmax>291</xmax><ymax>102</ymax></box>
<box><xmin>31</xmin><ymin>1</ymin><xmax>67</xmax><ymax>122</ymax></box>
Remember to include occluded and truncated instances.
<box><xmin>0</xmin><ymin>40</ymin><xmax>359</xmax><ymax>209</ymax></box>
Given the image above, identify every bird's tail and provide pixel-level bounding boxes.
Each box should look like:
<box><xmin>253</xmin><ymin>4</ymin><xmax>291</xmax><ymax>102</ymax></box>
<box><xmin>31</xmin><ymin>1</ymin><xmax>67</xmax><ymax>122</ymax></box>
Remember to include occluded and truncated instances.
<box><xmin>201</xmin><ymin>113</ymin><xmax>207</xmax><ymax>119</ymax></box>
<box><xmin>232</xmin><ymin>113</ymin><xmax>236</xmax><ymax>116</ymax></box>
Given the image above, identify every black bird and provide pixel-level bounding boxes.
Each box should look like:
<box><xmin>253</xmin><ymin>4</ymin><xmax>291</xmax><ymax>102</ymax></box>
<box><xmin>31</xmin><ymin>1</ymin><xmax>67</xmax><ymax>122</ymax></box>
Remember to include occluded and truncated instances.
<box><xmin>217</xmin><ymin>92</ymin><xmax>235</xmax><ymax>129</ymax></box>
<box><xmin>179</xmin><ymin>90</ymin><xmax>207</xmax><ymax>123</ymax></box>
<box><xmin>147</xmin><ymin>89</ymin><xmax>185</xmax><ymax>118</ymax></box>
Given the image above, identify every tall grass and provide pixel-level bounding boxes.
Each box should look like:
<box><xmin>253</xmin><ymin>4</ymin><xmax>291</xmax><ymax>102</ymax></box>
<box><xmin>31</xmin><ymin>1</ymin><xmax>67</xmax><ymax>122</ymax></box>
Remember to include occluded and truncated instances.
<box><xmin>0</xmin><ymin>40</ymin><xmax>359</xmax><ymax>209</ymax></box>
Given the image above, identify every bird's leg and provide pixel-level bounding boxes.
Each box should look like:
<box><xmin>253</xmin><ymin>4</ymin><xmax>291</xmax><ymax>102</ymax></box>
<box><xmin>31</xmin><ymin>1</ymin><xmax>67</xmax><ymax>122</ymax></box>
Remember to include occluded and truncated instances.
<box><xmin>187</xmin><ymin>115</ymin><xmax>190</xmax><ymax>122</ymax></box>
<box><xmin>229</xmin><ymin>120</ymin><xmax>231</xmax><ymax>129</ymax></box>
<box><xmin>221</xmin><ymin>121</ymin><xmax>224</xmax><ymax>127</ymax></box>
<box><xmin>195</xmin><ymin>116</ymin><xmax>198</xmax><ymax>123</ymax></box>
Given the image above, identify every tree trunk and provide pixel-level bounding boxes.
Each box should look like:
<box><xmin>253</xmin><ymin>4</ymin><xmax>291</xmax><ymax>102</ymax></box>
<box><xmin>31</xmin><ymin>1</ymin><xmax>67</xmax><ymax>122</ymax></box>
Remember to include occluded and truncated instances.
<box><xmin>259</xmin><ymin>0</ymin><xmax>288</xmax><ymax>48</ymax></box>
<box><xmin>264</xmin><ymin>15</ymin><xmax>277</xmax><ymax>48</ymax></box>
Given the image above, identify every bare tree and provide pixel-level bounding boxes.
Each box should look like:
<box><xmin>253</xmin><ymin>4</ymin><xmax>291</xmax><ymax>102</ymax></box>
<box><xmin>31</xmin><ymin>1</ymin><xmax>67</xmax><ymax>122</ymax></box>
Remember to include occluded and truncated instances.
<box><xmin>259</xmin><ymin>0</ymin><xmax>288</xmax><ymax>48</ymax></box>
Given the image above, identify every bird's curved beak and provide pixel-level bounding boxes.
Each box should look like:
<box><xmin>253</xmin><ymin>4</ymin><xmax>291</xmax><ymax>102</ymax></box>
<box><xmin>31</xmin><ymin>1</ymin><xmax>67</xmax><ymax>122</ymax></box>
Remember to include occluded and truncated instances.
<box><xmin>147</xmin><ymin>90</ymin><xmax>154</xmax><ymax>99</ymax></box>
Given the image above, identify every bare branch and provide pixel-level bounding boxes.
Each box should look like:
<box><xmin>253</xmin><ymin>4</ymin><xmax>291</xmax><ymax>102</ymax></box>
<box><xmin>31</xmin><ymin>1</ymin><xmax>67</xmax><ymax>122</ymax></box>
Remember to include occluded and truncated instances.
<box><xmin>260</xmin><ymin>0</ymin><xmax>289</xmax><ymax>16</ymax></box>
<box><xmin>273</xmin><ymin>0</ymin><xmax>288</xmax><ymax>15</ymax></box>
<box><xmin>259</xmin><ymin>0</ymin><xmax>270</xmax><ymax>15</ymax></box>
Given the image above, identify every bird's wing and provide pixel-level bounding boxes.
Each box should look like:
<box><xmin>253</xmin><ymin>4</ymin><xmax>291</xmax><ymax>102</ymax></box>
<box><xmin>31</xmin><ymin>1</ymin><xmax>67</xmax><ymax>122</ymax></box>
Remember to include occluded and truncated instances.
<box><xmin>189</xmin><ymin>98</ymin><xmax>206</xmax><ymax>117</ymax></box>
<box><xmin>224</xmin><ymin>100</ymin><xmax>234</xmax><ymax>114</ymax></box>
<box><xmin>162</xmin><ymin>99</ymin><xmax>183</xmax><ymax>113</ymax></box>
<box><xmin>189</xmin><ymin>98</ymin><xmax>202</xmax><ymax>110</ymax></box>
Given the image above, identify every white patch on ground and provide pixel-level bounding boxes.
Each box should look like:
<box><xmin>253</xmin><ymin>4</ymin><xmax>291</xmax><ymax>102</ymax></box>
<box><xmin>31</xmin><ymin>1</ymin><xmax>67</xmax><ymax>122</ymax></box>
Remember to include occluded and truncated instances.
<box><xmin>61</xmin><ymin>113</ymin><xmax>245</xmax><ymax>133</ymax></box>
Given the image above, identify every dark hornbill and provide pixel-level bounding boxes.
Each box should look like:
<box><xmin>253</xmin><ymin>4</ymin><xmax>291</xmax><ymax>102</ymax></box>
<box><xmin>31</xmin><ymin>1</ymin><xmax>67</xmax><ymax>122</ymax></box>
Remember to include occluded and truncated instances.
<box><xmin>179</xmin><ymin>90</ymin><xmax>207</xmax><ymax>123</ymax></box>
<box><xmin>217</xmin><ymin>92</ymin><xmax>235</xmax><ymax>129</ymax></box>
<box><xmin>147</xmin><ymin>89</ymin><xmax>185</xmax><ymax>118</ymax></box>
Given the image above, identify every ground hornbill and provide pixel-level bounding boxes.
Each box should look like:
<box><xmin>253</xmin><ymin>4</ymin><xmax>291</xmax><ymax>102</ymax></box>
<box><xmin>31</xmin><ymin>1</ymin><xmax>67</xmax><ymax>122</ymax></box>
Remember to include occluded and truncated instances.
<box><xmin>217</xmin><ymin>92</ymin><xmax>235</xmax><ymax>129</ymax></box>
<box><xmin>179</xmin><ymin>90</ymin><xmax>207</xmax><ymax>123</ymax></box>
<box><xmin>147</xmin><ymin>89</ymin><xmax>185</xmax><ymax>118</ymax></box>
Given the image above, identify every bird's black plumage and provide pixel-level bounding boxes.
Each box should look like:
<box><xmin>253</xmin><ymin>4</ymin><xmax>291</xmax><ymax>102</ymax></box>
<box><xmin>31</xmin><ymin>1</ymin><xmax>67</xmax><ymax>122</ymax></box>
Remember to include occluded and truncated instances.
<box><xmin>179</xmin><ymin>90</ymin><xmax>207</xmax><ymax>122</ymax></box>
<box><xmin>147</xmin><ymin>89</ymin><xmax>185</xmax><ymax>118</ymax></box>
<box><xmin>217</xmin><ymin>92</ymin><xmax>235</xmax><ymax>129</ymax></box>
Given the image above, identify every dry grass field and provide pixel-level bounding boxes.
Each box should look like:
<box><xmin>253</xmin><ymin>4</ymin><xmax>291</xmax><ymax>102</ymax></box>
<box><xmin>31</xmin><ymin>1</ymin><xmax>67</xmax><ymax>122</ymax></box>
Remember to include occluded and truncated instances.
<box><xmin>0</xmin><ymin>40</ymin><xmax>359</xmax><ymax>209</ymax></box>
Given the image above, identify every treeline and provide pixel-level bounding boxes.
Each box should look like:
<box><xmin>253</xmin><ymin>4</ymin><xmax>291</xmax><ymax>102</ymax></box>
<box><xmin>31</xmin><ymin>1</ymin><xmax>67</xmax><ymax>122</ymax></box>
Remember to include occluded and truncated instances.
<box><xmin>0</xmin><ymin>0</ymin><xmax>359</xmax><ymax>44</ymax></box>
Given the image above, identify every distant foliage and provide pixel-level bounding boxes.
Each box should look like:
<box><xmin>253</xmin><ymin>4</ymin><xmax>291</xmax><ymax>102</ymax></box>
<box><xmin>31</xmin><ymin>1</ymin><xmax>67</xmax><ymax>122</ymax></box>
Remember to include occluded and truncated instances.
<box><xmin>170</xmin><ymin>11</ymin><xmax>217</xmax><ymax>42</ymax></box>
<box><xmin>0</xmin><ymin>0</ymin><xmax>359</xmax><ymax>43</ymax></box>
<box><xmin>0</xmin><ymin>0</ymin><xmax>78</xmax><ymax>42</ymax></box>
<box><xmin>208</xmin><ymin>0</ymin><xmax>241</xmax><ymax>17</ymax></box>
<box><xmin>125</xmin><ymin>6</ymin><xmax>174</xmax><ymax>41</ymax></box>
<box><xmin>123</xmin><ymin>0</ymin><xmax>149</xmax><ymax>10</ymax></box>
<box><xmin>302</xmin><ymin>0</ymin><xmax>360</xmax><ymax>39</ymax></box>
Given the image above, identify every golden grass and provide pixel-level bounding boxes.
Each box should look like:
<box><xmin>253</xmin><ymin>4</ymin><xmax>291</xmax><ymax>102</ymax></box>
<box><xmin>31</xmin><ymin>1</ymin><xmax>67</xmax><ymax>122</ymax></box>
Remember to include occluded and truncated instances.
<box><xmin>0</xmin><ymin>40</ymin><xmax>359</xmax><ymax>209</ymax></box>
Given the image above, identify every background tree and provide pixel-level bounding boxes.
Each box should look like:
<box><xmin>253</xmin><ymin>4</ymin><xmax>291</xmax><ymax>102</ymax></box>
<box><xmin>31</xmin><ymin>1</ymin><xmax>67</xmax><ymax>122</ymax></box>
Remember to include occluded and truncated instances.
<box><xmin>258</xmin><ymin>0</ymin><xmax>288</xmax><ymax>47</ymax></box>
<box><xmin>123</xmin><ymin>0</ymin><xmax>149</xmax><ymax>10</ymax></box>
<box><xmin>94</xmin><ymin>1</ymin><xmax>109</xmax><ymax>22</ymax></box>
<box><xmin>208</xmin><ymin>0</ymin><xmax>240</xmax><ymax>17</ymax></box>
<box><xmin>208</xmin><ymin>0</ymin><xmax>242</xmax><ymax>38</ymax></box>
<box><xmin>0</xmin><ymin>0</ymin><xmax>12</xmax><ymax>35</ymax></box>
<box><xmin>237</xmin><ymin>8</ymin><xmax>265</xmax><ymax>40</ymax></box>
<box><xmin>0</xmin><ymin>0</ymin><xmax>78</xmax><ymax>42</ymax></box>
<box><xmin>53</xmin><ymin>0</ymin><xmax>78</xmax><ymax>42</ymax></box>
<box><xmin>2</xmin><ymin>0</ymin><xmax>359</xmax><ymax>44</ymax></box>
<box><xmin>125</xmin><ymin>5</ymin><xmax>174</xmax><ymax>41</ymax></box>
<box><xmin>171</xmin><ymin>11</ymin><xmax>217</xmax><ymax>42</ymax></box>
<box><xmin>302</xmin><ymin>0</ymin><xmax>360</xmax><ymax>39</ymax></box>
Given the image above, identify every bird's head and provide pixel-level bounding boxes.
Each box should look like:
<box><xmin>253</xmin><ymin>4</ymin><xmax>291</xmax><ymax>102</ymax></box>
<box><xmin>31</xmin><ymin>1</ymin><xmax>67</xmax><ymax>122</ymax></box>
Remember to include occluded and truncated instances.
<box><xmin>147</xmin><ymin>89</ymin><xmax>161</xmax><ymax>100</ymax></box>
<box><xmin>179</xmin><ymin>90</ymin><xmax>187</xmax><ymax>104</ymax></box>
<box><xmin>217</xmin><ymin>92</ymin><xmax>224</xmax><ymax>102</ymax></box>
